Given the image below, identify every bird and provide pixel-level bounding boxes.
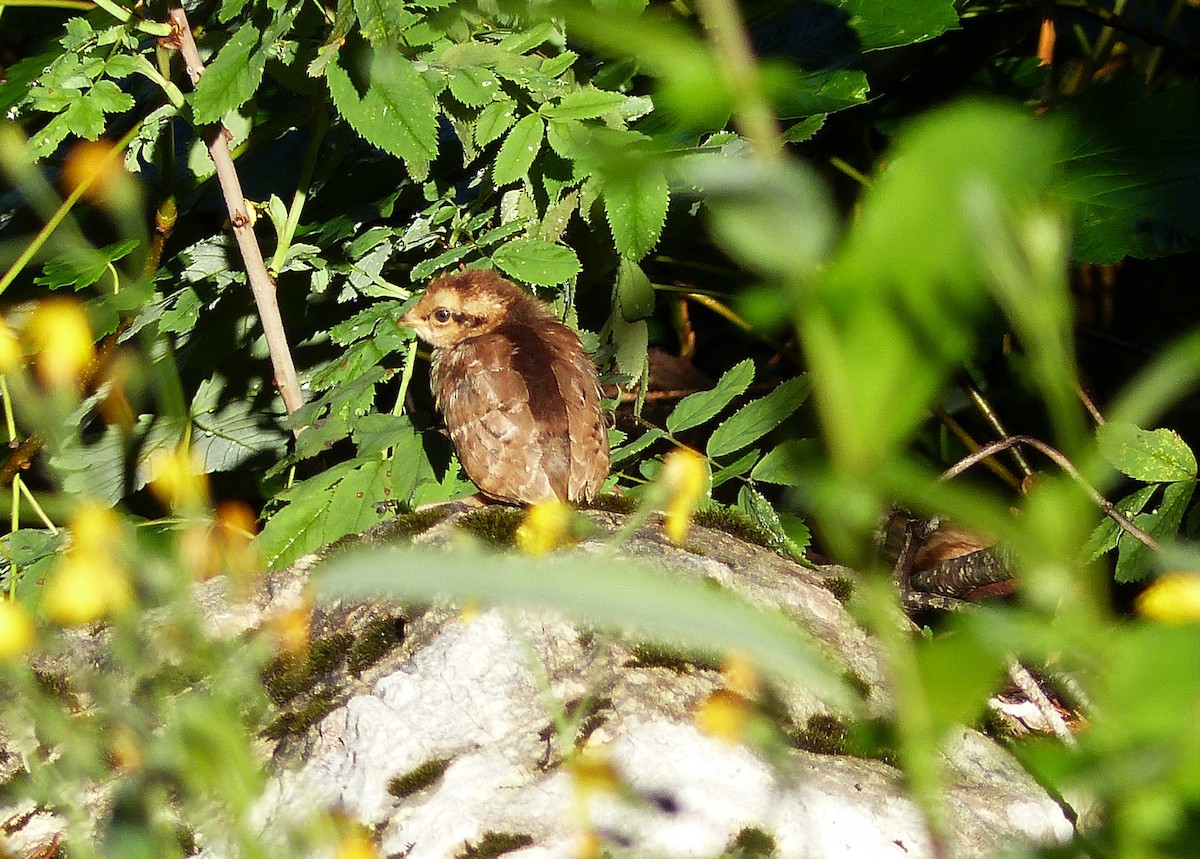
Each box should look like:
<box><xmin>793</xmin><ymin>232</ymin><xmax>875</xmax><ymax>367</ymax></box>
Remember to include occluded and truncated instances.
<box><xmin>400</xmin><ymin>269</ymin><xmax>609</xmax><ymax>506</ymax></box>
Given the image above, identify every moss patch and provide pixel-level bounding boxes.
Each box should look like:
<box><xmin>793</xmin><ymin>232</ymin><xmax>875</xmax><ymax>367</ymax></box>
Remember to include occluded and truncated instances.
<box><xmin>456</xmin><ymin>831</ymin><xmax>534</xmax><ymax>859</ymax></box>
<box><xmin>627</xmin><ymin>641</ymin><xmax>721</xmax><ymax>674</ymax></box>
<box><xmin>726</xmin><ymin>827</ymin><xmax>777</xmax><ymax>858</ymax></box>
<box><xmin>583</xmin><ymin>492</ymin><xmax>638</xmax><ymax>514</ymax></box>
<box><xmin>347</xmin><ymin>614</ymin><xmax>406</xmax><ymax>676</ymax></box>
<box><xmin>789</xmin><ymin>714</ymin><xmax>851</xmax><ymax>755</ymax></box>
<box><xmin>388</xmin><ymin>757</ymin><xmax>452</xmax><ymax>798</ymax></box>
<box><xmin>262</xmin><ymin>687</ymin><xmax>342</xmax><ymax>741</ymax></box>
<box><xmin>821</xmin><ymin>576</ymin><xmax>854</xmax><ymax>604</ymax></box>
<box><xmin>693</xmin><ymin>507</ymin><xmax>773</xmax><ymax>548</ymax></box>
<box><xmin>457</xmin><ymin>507</ymin><xmax>525</xmax><ymax>546</ymax></box>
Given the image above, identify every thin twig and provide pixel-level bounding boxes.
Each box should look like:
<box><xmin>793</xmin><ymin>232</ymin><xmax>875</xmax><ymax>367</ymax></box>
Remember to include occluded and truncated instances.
<box><xmin>1006</xmin><ymin>658</ymin><xmax>1077</xmax><ymax>748</ymax></box>
<box><xmin>165</xmin><ymin>4</ymin><xmax>306</xmax><ymax>423</ymax></box>
<box><xmin>933</xmin><ymin>407</ymin><xmax>1021</xmax><ymax>490</ymax></box>
<box><xmin>940</xmin><ymin>435</ymin><xmax>1160</xmax><ymax>550</ymax></box>
<box><xmin>966</xmin><ymin>387</ymin><xmax>1032</xmax><ymax>477</ymax></box>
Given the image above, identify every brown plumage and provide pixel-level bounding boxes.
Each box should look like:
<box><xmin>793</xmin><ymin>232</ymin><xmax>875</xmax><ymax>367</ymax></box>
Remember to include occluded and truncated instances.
<box><xmin>400</xmin><ymin>269</ymin><xmax>609</xmax><ymax>505</ymax></box>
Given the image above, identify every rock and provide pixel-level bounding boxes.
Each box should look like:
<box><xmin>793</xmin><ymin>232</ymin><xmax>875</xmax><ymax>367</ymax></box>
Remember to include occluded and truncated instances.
<box><xmin>252</xmin><ymin>509</ymin><xmax>1073</xmax><ymax>859</ymax></box>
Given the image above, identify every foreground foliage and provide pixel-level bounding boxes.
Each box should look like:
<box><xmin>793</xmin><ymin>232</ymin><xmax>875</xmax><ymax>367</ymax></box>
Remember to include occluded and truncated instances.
<box><xmin>1</xmin><ymin>0</ymin><xmax>1199</xmax><ymax>856</ymax></box>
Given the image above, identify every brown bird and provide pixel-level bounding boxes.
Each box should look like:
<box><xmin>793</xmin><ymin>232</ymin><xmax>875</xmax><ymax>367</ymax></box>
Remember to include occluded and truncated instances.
<box><xmin>400</xmin><ymin>269</ymin><xmax>609</xmax><ymax>506</ymax></box>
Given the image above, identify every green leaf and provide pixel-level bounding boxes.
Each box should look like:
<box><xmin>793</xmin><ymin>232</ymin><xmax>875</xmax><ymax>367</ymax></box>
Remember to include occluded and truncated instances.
<box><xmin>1115</xmin><ymin>481</ymin><xmax>1196</xmax><ymax>583</ymax></box>
<box><xmin>601</xmin><ymin>160</ymin><xmax>669</xmax><ymax>260</ymax></box>
<box><xmin>833</xmin><ymin>0</ymin><xmax>959</xmax><ymax>51</ymax></box>
<box><xmin>539</xmin><ymin>50</ymin><xmax>578</xmax><ymax>79</ymax></box>
<box><xmin>351</xmin><ymin>412</ymin><xmax>416</xmax><ymax>456</ymax></box>
<box><xmin>491</xmin><ymin>238</ymin><xmax>580</xmax><ymax>286</ymax></box>
<box><xmin>475</xmin><ymin>99</ymin><xmax>516</xmax><ymax>147</ymax></box>
<box><xmin>666</xmin><ymin>359</ymin><xmax>754</xmax><ymax>434</ymax></box>
<box><xmin>1084</xmin><ymin>484</ymin><xmax>1156</xmax><ymax>563</ymax></box>
<box><xmin>1060</xmin><ymin>82</ymin><xmax>1200</xmax><ymax>263</ymax></box>
<box><xmin>711</xmin><ymin>449</ymin><xmax>759</xmax><ymax>488</ymax></box>
<box><xmin>751</xmin><ymin>438</ymin><xmax>820</xmax><ymax>486</ymax></box>
<box><xmin>611</xmin><ymin>427</ymin><xmax>663</xmax><ymax>466</ymax></box>
<box><xmin>258</xmin><ymin>457</ymin><xmax>394</xmax><ymax>568</ymax></box>
<box><xmin>492</xmin><ymin>113</ymin><xmax>545</xmax><ymax>187</ymax></box>
<box><xmin>35</xmin><ymin>240</ymin><xmax>139</xmax><ymax>290</ymax></box>
<box><xmin>615</xmin><ymin>257</ymin><xmax>654</xmax><ymax>321</ymax></box>
<box><xmin>192</xmin><ymin>22</ymin><xmax>263</xmax><ymax>124</ymax></box>
<box><xmin>327</xmin><ymin>50</ymin><xmax>439</xmax><ymax>180</ymax></box>
<box><xmin>1097</xmin><ymin>422</ymin><xmax>1198</xmax><ymax>482</ymax></box>
<box><xmin>354</xmin><ymin>0</ymin><xmax>410</xmax><ymax>45</ymax></box>
<box><xmin>318</xmin><ymin>542</ymin><xmax>855</xmax><ymax>709</ymax></box>
<box><xmin>542</xmin><ymin>88</ymin><xmax>626</xmax><ymax>120</ymax></box>
<box><xmin>448</xmin><ymin>67</ymin><xmax>499</xmax><ymax>107</ymax></box>
<box><xmin>410</xmin><ymin>245</ymin><xmax>475</xmax><ymax>281</ymax></box>
<box><xmin>611</xmin><ymin>312</ymin><xmax>648</xmax><ymax>379</ymax></box>
<box><xmin>737</xmin><ymin>484</ymin><xmax>806</xmax><ymax>559</ymax></box>
<box><xmin>684</xmin><ymin>156</ymin><xmax>834</xmax><ymax>283</ymax></box>
<box><xmin>708</xmin><ymin>376</ymin><xmax>810</xmax><ymax>458</ymax></box>
<box><xmin>189</xmin><ymin>378</ymin><xmax>288</xmax><ymax>473</ymax></box>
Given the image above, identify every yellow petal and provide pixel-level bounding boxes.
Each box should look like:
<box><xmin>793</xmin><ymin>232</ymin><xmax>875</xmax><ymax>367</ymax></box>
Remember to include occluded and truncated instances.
<box><xmin>1137</xmin><ymin>572</ymin><xmax>1200</xmax><ymax>625</ymax></box>
<box><xmin>148</xmin><ymin>445</ymin><xmax>211</xmax><ymax>512</ymax></box>
<box><xmin>333</xmin><ymin>833</ymin><xmax>380</xmax><ymax>859</ymax></box>
<box><xmin>0</xmin><ymin>601</ymin><xmax>35</xmax><ymax>659</ymax></box>
<box><xmin>516</xmin><ymin>499</ymin><xmax>575</xmax><ymax>556</ymax></box>
<box><xmin>694</xmin><ymin>689</ymin><xmax>750</xmax><ymax>744</ymax></box>
<box><xmin>0</xmin><ymin>318</ymin><xmax>21</xmax><ymax>373</ymax></box>
<box><xmin>44</xmin><ymin>553</ymin><xmax>132</xmax><ymax>627</ymax></box>
<box><xmin>661</xmin><ymin>447</ymin><xmax>707</xmax><ymax>544</ymax></box>
<box><xmin>23</xmin><ymin>298</ymin><xmax>95</xmax><ymax>390</ymax></box>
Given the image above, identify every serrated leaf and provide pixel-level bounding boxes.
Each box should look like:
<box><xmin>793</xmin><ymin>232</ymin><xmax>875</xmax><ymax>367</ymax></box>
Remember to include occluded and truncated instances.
<box><xmin>712</xmin><ymin>449</ymin><xmax>759</xmax><ymax>488</ymax></box>
<box><xmin>539</xmin><ymin>51</ymin><xmax>578</xmax><ymax>79</ymax></box>
<box><xmin>352</xmin><ymin>412</ymin><xmax>416</xmax><ymax>456</ymax></box>
<box><xmin>708</xmin><ymin>376</ymin><xmax>810</xmax><ymax>458</ymax></box>
<box><xmin>542</xmin><ymin>88</ymin><xmax>625</xmax><ymax>120</ymax></box>
<box><xmin>475</xmin><ymin>99</ymin><xmax>516</xmax><ymax>147</ymax></box>
<box><xmin>35</xmin><ymin>240</ymin><xmax>139</xmax><ymax>290</ymax></box>
<box><xmin>751</xmin><ymin>438</ymin><xmax>820</xmax><ymax>486</ymax></box>
<box><xmin>493</xmin><ymin>113</ymin><xmax>544</xmax><ymax>187</ymax></box>
<box><xmin>189</xmin><ymin>377</ymin><xmax>289</xmax><ymax>472</ymax></box>
<box><xmin>491</xmin><ymin>238</ymin><xmax>580</xmax><ymax>286</ymax></box>
<box><xmin>327</xmin><ymin>50</ymin><xmax>439</xmax><ymax>180</ymax></box>
<box><xmin>410</xmin><ymin>245</ymin><xmax>475</xmax><ymax>281</ymax></box>
<box><xmin>666</xmin><ymin>359</ymin><xmax>754</xmax><ymax>434</ymax></box>
<box><xmin>1115</xmin><ymin>481</ymin><xmax>1195</xmax><ymax>583</ymax></box>
<box><xmin>1084</xmin><ymin>484</ymin><xmax>1157</xmax><ymax>563</ymax></box>
<box><xmin>449</xmin><ymin>67</ymin><xmax>500</xmax><ymax>107</ymax></box>
<box><xmin>611</xmin><ymin>427</ymin><xmax>663</xmax><ymax>466</ymax></box>
<box><xmin>738</xmin><ymin>484</ymin><xmax>806</xmax><ymax>559</ymax></box>
<box><xmin>354</xmin><ymin>0</ymin><xmax>410</xmax><ymax>45</ymax></box>
<box><xmin>192</xmin><ymin>22</ymin><xmax>263</xmax><ymax>124</ymax></box>
<box><xmin>615</xmin><ymin>257</ymin><xmax>654</xmax><ymax>321</ymax></box>
<box><xmin>602</xmin><ymin>161</ymin><xmax>669</xmax><ymax>260</ymax></box>
<box><xmin>1097</xmin><ymin>422</ymin><xmax>1198</xmax><ymax>482</ymax></box>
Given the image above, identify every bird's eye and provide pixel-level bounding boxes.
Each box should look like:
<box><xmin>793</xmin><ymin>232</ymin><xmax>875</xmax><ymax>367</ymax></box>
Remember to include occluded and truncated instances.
<box><xmin>432</xmin><ymin>308</ymin><xmax>452</xmax><ymax>324</ymax></box>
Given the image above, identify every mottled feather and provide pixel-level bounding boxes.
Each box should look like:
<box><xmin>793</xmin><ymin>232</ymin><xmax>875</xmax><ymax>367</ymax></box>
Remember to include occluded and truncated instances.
<box><xmin>401</xmin><ymin>270</ymin><xmax>609</xmax><ymax>505</ymax></box>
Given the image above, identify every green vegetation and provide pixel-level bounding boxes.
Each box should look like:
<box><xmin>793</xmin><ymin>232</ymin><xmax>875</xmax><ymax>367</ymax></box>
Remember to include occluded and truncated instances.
<box><xmin>1</xmin><ymin>0</ymin><xmax>1199</xmax><ymax>856</ymax></box>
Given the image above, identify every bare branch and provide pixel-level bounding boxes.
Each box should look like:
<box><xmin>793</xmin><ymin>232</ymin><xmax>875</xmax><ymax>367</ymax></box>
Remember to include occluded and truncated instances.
<box><xmin>941</xmin><ymin>435</ymin><xmax>1161</xmax><ymax>551</ymax></box>
<box><xmin>165</xmin><ymin>4</ymin><xmax>306</xmax><ymax>423</ymax></box>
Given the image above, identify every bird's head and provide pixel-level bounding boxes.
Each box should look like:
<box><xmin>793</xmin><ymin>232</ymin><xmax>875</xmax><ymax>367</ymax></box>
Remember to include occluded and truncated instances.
<box><xmin>401</xmin><ymin>270</ymin><xmax>538</xmax><ymax>348</ymax></box>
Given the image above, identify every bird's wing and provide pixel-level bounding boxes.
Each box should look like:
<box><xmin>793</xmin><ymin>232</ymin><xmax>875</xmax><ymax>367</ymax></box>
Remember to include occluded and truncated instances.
<box><xmin>541</xmin><ymin>326</ymin><xmax>609</xmax><ymax>503</ymax></box>
<box><xmin>433</xmin><ymin>334</ymin><xmax>563</xmax><ymax>505</ymax></box>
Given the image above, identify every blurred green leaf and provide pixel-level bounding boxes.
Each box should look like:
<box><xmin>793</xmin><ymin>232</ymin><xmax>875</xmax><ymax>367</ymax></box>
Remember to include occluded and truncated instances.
<box><xmin>708</xmin><ymin>376</ymin><xmax>810</xmax><ymax>458</ymax></box>
<box><xmin>667</xmin><ymin>359</ymin><xmax>754</xmax><ymax>434</ymax></box>
<box><xmin>834</xmin><ymin>0</ymin><xmax>959</xmax><ymax>50</ymax></box>
<box><xmin>1098</xmin><ymin>422</ymin><xmax>1198</xmax><ymax>483</ymax></box>
<box><xmin>319</xmin><ymin>542</ymin><xmax>855</xmax><ymax>709</ymax></box>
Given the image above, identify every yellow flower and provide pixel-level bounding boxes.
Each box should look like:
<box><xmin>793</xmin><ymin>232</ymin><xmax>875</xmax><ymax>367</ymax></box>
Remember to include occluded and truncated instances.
<box><xmin>0</xmin><ymin>601</ymin><xmax>35</xmax><ymax>659</ymax></box>
<box><xmin>694</xmin><ymin>689</ymin><xmax>751</xmax><ymax>744</ymax></box>
<box><xmin>62</xmin><ymin>139</ymin><xmax>136</xmax><ymax>206</ymax></box>
<box><xmin>721</xmin><ymin>651</ymin><xmax>761</xmax><ymax>698</ymax></box>
<box><xmin>333</xmin><ymin>833</ymin><xmax>380</xmax><ymax>859</ymax></box>
<box><xmin>44</xmin><ymin>552</ymin><xmax>132</xmax><ymax>627</ymax></box>
<box><xmin>44</xmin><ymin>503</ymin><xmax>132</xmax><ymax>627</ymax></box>
<box><xmin>1137</xmin><ymin>572</ymin><xmax>1200</xmax><ymax>625</ymax></box>
<box><xmin>0</xmin><ymin>318</ymin><xmax>21</xmax><ymax>373</ymax></box>
<box><xmin>516</xmin><ymin>499</ymin><xmax>576</xmax><ymax>555</ymax></box>
<box><xmin>661</xmin><ymin>448</ymin><xmax>708</xmax><ymax>544</ymax></box>
<box><xmin>567</xmin><ymin>750</ymin><xmax>621</xmax><ymax>798</ymax></box>
<box><xmin>148</xmin><ymin>445</ymin><xmax>210</xmax><ymax>512</ymax></box>
<box><xmin>22</xmin><ymin>298</ymin><xmax>95</xmax><ymax>390</ymax></box>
